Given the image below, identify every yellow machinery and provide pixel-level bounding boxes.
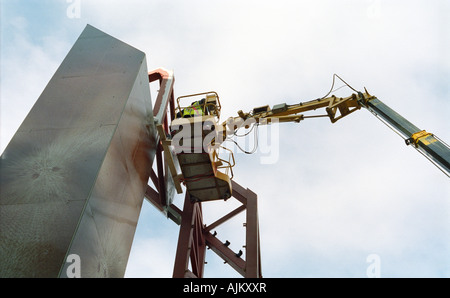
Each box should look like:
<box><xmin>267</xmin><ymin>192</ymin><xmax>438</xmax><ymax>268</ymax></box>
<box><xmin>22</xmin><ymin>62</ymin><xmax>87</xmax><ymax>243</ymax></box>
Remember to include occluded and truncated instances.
<box><xmin>151</xmin><ymin>72</ymin><xmax>449</xmax><ymax>279</ymax></box>
<box><xmin>159</xmin><ymin>92</ymin><xmax>235</xmax><ymax>202</ymax></box>
<box><xmin>158</xmin><ymin>76</ymin><xmax>450</xmax><ymax>203</ymax></box>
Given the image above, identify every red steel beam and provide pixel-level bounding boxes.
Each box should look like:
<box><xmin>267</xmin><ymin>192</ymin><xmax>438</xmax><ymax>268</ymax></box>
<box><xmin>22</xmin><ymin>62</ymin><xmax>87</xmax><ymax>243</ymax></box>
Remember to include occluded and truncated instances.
<box><xmin>173</xmin><ymin>193</ymin><xmax>197</xmax><ymax>278</ymax></box>
<box><xmin>172</xmin><ymin>180</ymin><xmax>262</xmax><ymax>278</ymax></box>
<box><xmin>204</xmin><ymin>204</ymin><xmax>246</xmax><ymax>232</ymax></box>
<box><xmin>204</xmin><ymin>231</ymin><xmax>246</xmax><ymax>276</ymax></box>
<box><xmin>190</xmin><ymin>204</ymin><xmax>206</xmax><ymax>277</ymax></box>
<box><xmin>144</xmin><ymin>185</ymin><xmax>163</xmax><ymax>212</ymax></box>
<box><xmin>147</xmin><ymin>68</ymin><xmax>176</xmax><ymax>210</ymax></box>
<box><xmin>244</xmin><ymin>188</ymin><xmax>261</xmax><ymax>278</ymax></box>
<box><xmin>172</xmin><ymin>194</ymin><xmax>207</xmax><ymax>278</ymax></box>
<box><xmin>149</xmin><ymin>169</ymin><xmax>160</xmax><ymax>192</ymax></box>
<box><xmin>148</xmin><ymin>68</ymin><xmax>175</xmax><ymax>124</ymax></box>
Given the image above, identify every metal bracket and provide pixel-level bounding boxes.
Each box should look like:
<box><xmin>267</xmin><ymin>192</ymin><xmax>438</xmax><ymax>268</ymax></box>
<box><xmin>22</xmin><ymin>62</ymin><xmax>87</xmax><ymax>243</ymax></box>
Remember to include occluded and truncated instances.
<box><xmin>405</xmin><ymin>130</ymin><xmax>434</xmax><ymax>147</ymax></box>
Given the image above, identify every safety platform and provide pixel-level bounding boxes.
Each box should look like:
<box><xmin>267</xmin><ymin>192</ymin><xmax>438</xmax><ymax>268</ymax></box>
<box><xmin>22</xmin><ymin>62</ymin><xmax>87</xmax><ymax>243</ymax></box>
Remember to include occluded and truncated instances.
<box><xmin>162</xmin><ymin>92</ymin><xmax>235</xmax><ymax>202</ymax></box>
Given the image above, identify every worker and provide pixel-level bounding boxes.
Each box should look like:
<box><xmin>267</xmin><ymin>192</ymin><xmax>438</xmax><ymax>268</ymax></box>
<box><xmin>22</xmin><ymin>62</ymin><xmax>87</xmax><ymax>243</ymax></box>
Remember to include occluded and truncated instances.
<box><xmin>182</xmin><ymin>98</ymin><xmax>205</xmax><ymax>118</ymax></box>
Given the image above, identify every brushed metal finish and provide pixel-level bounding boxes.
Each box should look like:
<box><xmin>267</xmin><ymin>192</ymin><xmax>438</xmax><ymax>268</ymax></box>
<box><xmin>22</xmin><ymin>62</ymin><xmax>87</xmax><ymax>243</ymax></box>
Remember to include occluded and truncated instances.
<box><xmin>0</xmin><ymin>25</ymin><xmax>156</xmax><ymax>277</ymax></box>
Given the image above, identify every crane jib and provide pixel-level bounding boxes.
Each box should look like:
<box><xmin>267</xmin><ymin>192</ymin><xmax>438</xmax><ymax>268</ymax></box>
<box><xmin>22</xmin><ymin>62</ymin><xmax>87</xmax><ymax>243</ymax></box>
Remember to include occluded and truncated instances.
<box><xmin>363</xmin><ymin>97</ymin><xmax>450</xmax><ymax>176</ymax></box>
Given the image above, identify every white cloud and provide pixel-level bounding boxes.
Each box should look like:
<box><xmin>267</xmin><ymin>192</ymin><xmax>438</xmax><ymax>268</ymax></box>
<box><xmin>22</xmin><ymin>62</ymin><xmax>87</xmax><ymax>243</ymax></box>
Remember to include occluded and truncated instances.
<box><xmin>0</xmin><ymin>16</ymin><xmax>72</xmax><ymax>152</ymax></box>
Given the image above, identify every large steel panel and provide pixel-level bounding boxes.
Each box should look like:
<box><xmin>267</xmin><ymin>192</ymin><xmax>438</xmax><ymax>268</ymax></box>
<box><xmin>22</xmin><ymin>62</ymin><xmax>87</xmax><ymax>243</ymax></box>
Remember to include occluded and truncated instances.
<box><xmin>0</xmin><ymin>25</ymin><xmax>156</xmax><ymax>277</ymax></box>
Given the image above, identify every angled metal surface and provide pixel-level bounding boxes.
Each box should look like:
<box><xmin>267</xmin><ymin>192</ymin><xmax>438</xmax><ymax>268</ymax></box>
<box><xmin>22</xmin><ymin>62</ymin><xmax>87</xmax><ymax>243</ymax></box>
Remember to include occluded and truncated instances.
<box><xmin>0</xmin><ymin>25</ymin><xmax>156</xmax><ymax>277</ymax></box>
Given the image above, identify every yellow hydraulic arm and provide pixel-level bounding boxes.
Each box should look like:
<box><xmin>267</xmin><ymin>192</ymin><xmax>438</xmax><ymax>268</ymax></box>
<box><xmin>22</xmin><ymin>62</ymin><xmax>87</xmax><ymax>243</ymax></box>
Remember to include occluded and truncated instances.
<box><xmin>220</xmin><ymin>89</ymin><xmax>450</xmax><ymax>177</ymax></box>
<box><xmin>221</xmin><ymin>91</ymin><xmax>373</xmax><ymax>135</ymax></box>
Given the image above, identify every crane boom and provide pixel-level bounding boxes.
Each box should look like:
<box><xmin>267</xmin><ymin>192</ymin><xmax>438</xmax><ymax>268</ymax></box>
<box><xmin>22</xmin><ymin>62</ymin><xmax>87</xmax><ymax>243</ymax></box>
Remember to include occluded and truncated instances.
<box><xmin>221</xmin><ymin>90</ymin><xmax>450</xmax><ymax>177</ymax></box>
<box><xmin>360</xmin><ymin>93</ymin><xmax>450</xmax><ymax>177</ymax></box>
<box><xmin>165</xmin><ymin>85</ymin><xmax>449</xmax><ymax>203</ymax></box>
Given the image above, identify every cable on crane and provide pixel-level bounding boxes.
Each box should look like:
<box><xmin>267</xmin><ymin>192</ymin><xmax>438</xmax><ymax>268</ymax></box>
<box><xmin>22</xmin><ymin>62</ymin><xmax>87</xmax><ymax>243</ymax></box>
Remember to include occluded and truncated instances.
<box><xmin>225</xmin><ymin>74</ymin><xmax>359</xmax><ymax>155</ymax></box>
<box><xmin>320</xmin><ymin>73</ymin><xmax>359</xmax><ymax>99</ymax></box>
<box><xmin>233</xmin><ymin>122</ymin><xmax>257</xmax><ymax>137</ymax></box>
<box><xmin>225</xmin><ymin>123</ymin><xmax>260</xmax><ymax>155</ymax></box>
<box><xmin>286</xmin><ymin>74</ymin><xmax>359</xmax><ymax>110</ymax></box>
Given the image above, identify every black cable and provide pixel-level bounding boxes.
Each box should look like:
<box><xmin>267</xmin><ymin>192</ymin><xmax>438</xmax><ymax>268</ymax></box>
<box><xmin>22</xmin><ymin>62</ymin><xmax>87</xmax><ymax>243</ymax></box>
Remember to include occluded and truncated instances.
<box><xmin>226</xmin><ymin>123</ymin><xmax>259</xmax><ymax>154</ymax></box>
<box><xmin>233</xmin><ymin>123</ymin><xmax>256</xmax><ymax>137</ymax></box>
<box><xmin>320</xmin><ymin>74</ymin><xmax>359</xmax><ymax>99</ymax></box>
<box><xmin>288</xmin><ymin>74</ymin><xmax>360</xmax><ymax>109</ymax></box>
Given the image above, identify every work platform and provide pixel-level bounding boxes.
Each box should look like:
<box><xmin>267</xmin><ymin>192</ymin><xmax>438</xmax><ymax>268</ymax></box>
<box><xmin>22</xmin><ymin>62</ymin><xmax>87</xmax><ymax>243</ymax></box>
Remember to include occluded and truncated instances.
<box><xmin>167</xmin><ymin>113</ymin><xmax>234</xmax><ymax>202</ymax></box>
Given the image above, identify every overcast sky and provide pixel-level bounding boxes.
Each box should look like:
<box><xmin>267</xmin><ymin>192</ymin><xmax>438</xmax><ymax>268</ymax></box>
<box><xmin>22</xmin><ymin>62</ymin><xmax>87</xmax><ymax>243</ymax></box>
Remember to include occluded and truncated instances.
<box><xmin>1</xmin><ymin>0</ymin><xmax>449</xmax><ymax>278</ymax></box>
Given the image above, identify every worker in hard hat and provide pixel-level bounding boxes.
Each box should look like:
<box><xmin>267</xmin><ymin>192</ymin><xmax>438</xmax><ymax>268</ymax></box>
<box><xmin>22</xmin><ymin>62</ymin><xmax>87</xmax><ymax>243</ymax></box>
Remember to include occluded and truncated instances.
<box><xmin>182</xmin><ymin>98</ymin><xmax>205</xmax><ymax>118</ymax></box>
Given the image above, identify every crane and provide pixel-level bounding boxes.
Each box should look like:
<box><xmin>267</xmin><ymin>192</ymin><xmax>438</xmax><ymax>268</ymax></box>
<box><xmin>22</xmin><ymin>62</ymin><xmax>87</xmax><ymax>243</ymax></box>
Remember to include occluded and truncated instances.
<box><xmin>157</xmin><ymin>74</ymin><xmax>450</xmax><ymax>204</ymax></box>
<box><xmin>146</xmin><ymin>70</ymin><xmax>450</xmax><ymax>278</ymax></box>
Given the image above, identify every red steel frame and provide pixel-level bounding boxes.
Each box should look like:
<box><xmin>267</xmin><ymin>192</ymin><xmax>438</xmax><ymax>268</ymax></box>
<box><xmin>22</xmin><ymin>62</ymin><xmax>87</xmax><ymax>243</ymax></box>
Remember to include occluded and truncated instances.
<box><xmin>173</xmin><ymin>181</ymin><xmax>262</xmax><ymax>278</ymax></box>
<box><xmin>145</xmin><ymin>69</ymin><xmax>262</xmax><ymax>278</ymax></box>
<box><xmin>146</xmin><ymin>68</ymin><xmax>175</xmax><ymax>210</ymax></box>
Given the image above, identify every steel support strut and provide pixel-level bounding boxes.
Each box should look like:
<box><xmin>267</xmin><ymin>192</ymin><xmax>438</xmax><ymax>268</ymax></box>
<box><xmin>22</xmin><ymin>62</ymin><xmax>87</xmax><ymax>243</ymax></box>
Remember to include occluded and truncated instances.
<box><xmin>172</xmin><ymin>180</ymin><xmax>262</xmax><ymax>278</ymax></box>
<box><xmin>172</xmin><ymin>193</ymin><xmax>206</xmax><ymax>278</ymax></box>
<box><xmin>145</xmin><ymin>68</ymin><xmax>182</xmax><ymax>223</ymax></box>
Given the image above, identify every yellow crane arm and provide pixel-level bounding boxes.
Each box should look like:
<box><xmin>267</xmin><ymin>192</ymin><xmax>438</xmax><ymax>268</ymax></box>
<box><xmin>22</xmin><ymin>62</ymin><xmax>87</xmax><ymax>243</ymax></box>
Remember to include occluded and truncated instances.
<box><xmin>220</xmin><ymin>89</ymin><xmax>450</xmax><ymax>176</ymax></box>
<box><xmin>221</xmin><ymin>91</ymin><xmax>374</xmax><ymax>136</ymax></box>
